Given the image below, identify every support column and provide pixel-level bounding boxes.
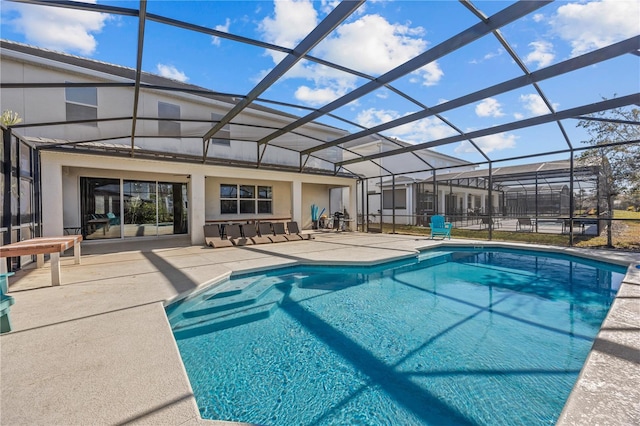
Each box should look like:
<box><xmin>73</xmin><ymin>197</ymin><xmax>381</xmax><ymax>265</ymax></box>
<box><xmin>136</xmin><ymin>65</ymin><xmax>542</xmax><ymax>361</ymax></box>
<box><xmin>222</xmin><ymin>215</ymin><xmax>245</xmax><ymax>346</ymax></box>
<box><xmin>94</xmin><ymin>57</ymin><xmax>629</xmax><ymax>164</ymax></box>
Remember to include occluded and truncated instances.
<box><xmin>292</xmin><ymin>180</ymin><xmax>302</xmax><ymax>224</ymax></box>
<box><xmin>189</xmin><ymin>173</ymin><xmax>206</xmax><ymax>245</ymax></box>
<box><xmin>463</xmin><ymin>191</ymin><xmax>469</xmax><ymax>216</ymax></box>
<box><xmin>348</xmin><ymin>181</ymin><xmax>357</xmax><ymax>231</ymax></box>
<box><xmin>40</xmin><ymin>161</ymin><xmax>63</xmax><ymax>237</ymax></box>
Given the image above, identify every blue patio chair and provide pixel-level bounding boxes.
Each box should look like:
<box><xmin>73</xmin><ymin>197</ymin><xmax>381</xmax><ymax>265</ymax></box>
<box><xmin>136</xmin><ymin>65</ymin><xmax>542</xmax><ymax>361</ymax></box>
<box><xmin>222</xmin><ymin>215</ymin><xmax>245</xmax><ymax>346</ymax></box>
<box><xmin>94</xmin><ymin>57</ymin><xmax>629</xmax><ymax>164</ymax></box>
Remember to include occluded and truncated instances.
<box><xmin>429</xmin><ymin>215</ymin><xmax>452</xmax><ymax>240</ymax></box>
<box><xmin>1</xmin><ymin>272</ymin><xmax>15</xmax><ymax>333</ymax></box>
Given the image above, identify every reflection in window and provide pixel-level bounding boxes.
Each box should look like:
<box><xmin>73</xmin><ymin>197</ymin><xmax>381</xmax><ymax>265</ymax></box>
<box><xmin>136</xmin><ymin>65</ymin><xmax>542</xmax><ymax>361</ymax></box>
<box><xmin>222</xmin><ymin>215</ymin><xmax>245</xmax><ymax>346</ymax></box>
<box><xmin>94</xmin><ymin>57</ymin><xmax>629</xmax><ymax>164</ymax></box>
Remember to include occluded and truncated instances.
<box><xmin>158</xmin><ymin>101</ymin><xmax>180</xmax><ymax>137</ymax></box>
<box><xmin>80</xmin><ymin>177</ymin><xmax>121</xmax><ymax>240</ymax></box>
<box><xmin>258</xmin><ymin>186</ymin><xmax>272</xmax><ymax>214</ymax></box>
<box><xmin>383</xmin><ymin>189</ymin><xmax>407</xmax><ymax>209</ymax></box>
<box><xmin>65</xmin><ymin>84</ymin><xmax>98</xmax><ymax>126</ymax></box>
<box><xmin>210</xmin><ymin>113</ymin><xmax>231</xmax><ymax>147</ymax></box>
<box><xmin>220</xmin><ymin>184</ymin><xmax>272</xmax><ymax>215</ymax></box>
<box><xmin>80</xmin><ymin>178</ymin><xmax>187</xmax><ymax>239</ymax></box>
<box><xmin>124</xmin><ymin>180</ymin><xmax>156</xmax><ymax>238</ymax></box>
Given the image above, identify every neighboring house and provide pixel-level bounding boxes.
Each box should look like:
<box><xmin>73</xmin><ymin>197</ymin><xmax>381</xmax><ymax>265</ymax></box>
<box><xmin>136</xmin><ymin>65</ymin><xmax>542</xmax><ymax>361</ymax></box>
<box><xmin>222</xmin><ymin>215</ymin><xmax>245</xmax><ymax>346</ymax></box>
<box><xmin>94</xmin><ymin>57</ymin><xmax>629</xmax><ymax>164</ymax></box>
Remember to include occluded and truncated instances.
<box><xmin>355</xmin><ymin>139</ymin><xmax>475</xmax><ymax>226</ymax></box>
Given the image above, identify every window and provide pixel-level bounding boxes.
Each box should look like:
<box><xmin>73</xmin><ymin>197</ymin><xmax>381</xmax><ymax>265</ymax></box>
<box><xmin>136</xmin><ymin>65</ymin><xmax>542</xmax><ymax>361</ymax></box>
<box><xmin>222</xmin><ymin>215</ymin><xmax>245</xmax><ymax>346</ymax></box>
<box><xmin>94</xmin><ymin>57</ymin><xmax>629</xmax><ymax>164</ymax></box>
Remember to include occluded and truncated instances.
<box><xmin>158</xmin><ymin>102</ymin><xmax>180</xmax><ymax>136</ymax></box>
<box><xmin>220</xmin><ymin>184</ymin><xmax>272</xmax><ymax>214</ymax></box>
<box><xmin>239</xmin><ymin>185</ymin><xmax>255</xmax><ymax>214</ymax></box>
<box><xmin>210</xmin><ymin>113</ymin><xmax>231</xmax><ymax>147</ymax></box>
<box><xmin>65</xmin><ymin>85</ymin><xmax>97</xmax><ymax>126</ymax></box>
<box><xmin>220</xmin><ymin>184</ymin><xmax>237</xmax><ymax>214</ymax></box>
<box><xmin>382</xmin><ymin>189</ymin><xmax>407</xmax><ymax>209</ymax></box>
<box><xmin>258</xmin><ymin>186</ymin><xmax>272</xmax><ymax>214</ymax></box>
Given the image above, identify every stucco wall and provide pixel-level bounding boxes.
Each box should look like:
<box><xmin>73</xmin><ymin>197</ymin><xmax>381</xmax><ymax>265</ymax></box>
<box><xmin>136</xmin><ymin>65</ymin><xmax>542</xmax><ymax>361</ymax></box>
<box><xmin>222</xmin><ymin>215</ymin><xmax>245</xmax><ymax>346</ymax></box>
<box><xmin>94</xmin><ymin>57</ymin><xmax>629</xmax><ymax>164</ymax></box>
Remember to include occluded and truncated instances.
<box><xmin>205</xmin><ymin>177</ymin><xmax>292</xmax><ymax>222</ymax></box>
<box><xmin>41</xmin><ymin>151</ymin><xmax>356</xmax><ymax>241</ymax></box>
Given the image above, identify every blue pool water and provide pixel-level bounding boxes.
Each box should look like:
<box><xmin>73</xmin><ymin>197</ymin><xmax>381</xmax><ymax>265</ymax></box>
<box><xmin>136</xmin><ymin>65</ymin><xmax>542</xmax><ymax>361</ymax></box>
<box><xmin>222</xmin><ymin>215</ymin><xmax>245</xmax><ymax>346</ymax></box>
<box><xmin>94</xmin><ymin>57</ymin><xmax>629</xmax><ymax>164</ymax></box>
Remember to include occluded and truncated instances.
<box><xmin>166</xmin><ymin>248</ymin><xmax>626</xmax><ymax>425</ymax></box>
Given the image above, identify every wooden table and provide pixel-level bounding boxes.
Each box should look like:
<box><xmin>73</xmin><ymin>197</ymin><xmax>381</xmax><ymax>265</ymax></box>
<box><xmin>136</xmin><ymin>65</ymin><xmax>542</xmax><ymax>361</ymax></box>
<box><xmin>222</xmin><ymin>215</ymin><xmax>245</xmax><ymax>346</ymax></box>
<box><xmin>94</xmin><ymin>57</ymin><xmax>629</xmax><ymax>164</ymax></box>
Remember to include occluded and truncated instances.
<box><xmin>0</xmin><ymin>236</ymin><xmax>82</xmax><ymax>286</ymax></box>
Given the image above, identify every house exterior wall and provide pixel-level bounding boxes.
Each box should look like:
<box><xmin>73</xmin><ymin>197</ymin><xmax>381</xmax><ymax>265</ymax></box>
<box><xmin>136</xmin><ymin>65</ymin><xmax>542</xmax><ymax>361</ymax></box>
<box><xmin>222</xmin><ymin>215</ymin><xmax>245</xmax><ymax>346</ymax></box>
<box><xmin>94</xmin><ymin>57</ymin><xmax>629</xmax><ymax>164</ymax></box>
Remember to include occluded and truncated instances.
<box><xmin>0</xmin><ymin>47</ymin><xmax>348</xmax><ymax>172</ymax></box>
<box><xmin>2</xmin><ymin>44</ymin><xmax>358</xmax><ymax>245</ymax></box>
<box><xmin>41</xmin><ymin>151</ymin><xmax>354</xmax><ymax>244</ymax></box>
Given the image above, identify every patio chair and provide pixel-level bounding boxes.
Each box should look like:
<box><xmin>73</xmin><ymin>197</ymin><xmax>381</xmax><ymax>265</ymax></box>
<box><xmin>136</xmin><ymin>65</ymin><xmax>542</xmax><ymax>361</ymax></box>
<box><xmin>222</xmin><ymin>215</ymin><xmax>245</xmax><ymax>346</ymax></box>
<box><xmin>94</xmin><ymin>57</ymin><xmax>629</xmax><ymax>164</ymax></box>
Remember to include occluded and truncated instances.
<box><xmin>516</xmin><ymin>217</ymin><xmax>534</xmax><ymax>232</ymax></box>
<box><xmin>241</xmin><ymin>223</ymin><xmax>271</xmax><ymax>244</ymax></box>
<box><xmin>1</xmin><ymin>272</ymin><xmax>15</xmax><ymax>333</ymax></box>
<box><xmin>258</xmin><ymin>222</ymin><xmax>287</xmax><ymax>243</ymax></box>
<box><xmin>273</xmin><ymin>222</ymin><xmax>302</xmax><ymax>241</ymax></box>
<box><xmin>225</xmin><ymin>223</ymin><xmax>253</xmax><ymax>246</ymax></box>
<box><xmin>203</xmin><ymin>224</ymin><xmax>233</xmax><ymax>248</ymax></box>
<box><xmin>287</xmin><ymin>221</ymin><xmax>314</xmax><ymax>240</ymax></box>
<box><xmin>480</xmin><ymin>217</ymin><xmax>500</xmax><ymax>229</ymax></box>
<box><xmin>429</xmin><ymin>215</ymin><xmax>452</xmax><ymax>240</ymax></box>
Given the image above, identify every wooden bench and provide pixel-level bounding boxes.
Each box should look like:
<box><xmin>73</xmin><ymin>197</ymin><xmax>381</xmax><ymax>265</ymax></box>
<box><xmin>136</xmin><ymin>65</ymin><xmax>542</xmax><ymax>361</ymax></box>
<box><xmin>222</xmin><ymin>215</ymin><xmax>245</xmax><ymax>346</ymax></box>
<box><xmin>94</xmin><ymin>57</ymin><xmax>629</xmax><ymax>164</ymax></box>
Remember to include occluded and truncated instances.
<box><xmin>0</xmin><ymin>236</ymin><xmax>82</xmax><ymax>286</ymax></box>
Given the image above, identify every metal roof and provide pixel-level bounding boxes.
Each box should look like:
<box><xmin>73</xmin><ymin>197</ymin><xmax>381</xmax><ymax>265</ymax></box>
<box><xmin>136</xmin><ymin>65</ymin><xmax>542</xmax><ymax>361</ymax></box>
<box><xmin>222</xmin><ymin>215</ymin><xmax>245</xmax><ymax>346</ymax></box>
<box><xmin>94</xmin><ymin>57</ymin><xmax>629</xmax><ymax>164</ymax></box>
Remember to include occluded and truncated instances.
<box><xmin>1</xmin><ymin>0</ymin><xmax>638</xmax><ymax>179</ymax></box>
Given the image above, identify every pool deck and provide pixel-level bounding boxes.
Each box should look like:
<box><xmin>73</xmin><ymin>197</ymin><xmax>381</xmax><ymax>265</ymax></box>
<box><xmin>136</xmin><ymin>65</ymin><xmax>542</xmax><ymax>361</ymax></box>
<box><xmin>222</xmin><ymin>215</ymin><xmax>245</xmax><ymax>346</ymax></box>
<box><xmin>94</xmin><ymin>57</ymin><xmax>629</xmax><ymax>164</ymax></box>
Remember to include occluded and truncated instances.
<box><xmin>1</xmin><ymin>232</ymin><xmax>638</xmax><ymax>425</ymax></box>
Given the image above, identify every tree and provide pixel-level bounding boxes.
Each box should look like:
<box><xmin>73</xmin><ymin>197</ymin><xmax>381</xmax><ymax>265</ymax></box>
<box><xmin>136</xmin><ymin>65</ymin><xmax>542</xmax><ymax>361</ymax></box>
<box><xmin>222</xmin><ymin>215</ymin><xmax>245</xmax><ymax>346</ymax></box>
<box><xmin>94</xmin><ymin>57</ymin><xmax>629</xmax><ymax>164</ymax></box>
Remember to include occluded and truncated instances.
<box><xmin>577</xmin><ymin>102</ymin><xmax>640</xmax><ymax>246</ymax></box>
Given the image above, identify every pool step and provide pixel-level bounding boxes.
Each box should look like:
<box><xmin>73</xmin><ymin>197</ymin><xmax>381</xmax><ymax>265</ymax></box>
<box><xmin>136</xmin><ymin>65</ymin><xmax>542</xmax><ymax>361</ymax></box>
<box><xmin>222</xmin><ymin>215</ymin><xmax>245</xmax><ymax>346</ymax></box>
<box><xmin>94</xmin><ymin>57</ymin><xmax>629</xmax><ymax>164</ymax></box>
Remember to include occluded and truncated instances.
<box><xmin>203</xmin><ymin>274</ymin><xmax>273</xmax><ymax>300</ymax></box>
<box><xmin>203</xmin><ymin>274</ymin><xmax>293</xmax><ymax>301</ymax></box>
<box><xmin>171</xmin><ymin>287</ymin><xmax>287</xmax><ymax>339</ymax></box>
<box><xmin>182</xmin><ymin>280</ymin><xmax>283</xmax><ymax>319</ymax></box>
<box><xmin>418</xmin><ymin>251</ymin><xmax>454</xmax><ymax>266</ymax></box>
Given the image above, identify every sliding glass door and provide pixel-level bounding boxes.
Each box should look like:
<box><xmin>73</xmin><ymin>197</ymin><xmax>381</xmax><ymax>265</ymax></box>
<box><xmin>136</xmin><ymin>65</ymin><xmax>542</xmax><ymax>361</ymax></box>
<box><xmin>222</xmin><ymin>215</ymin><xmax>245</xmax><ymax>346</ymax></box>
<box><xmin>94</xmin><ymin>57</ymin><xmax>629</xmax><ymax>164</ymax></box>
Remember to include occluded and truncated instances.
<box><xmin>158</xmin><ymin>182</ymin><xmax>188</xmax><ymax>235</ymax></box>
<box><xmin>123</xmin><ymin>180</ymin><xmax>157</xmax><ymax>237</ymax></box>
<box><xmin>80</xmin><ymin>177</ymin><xmax>121</xmax><ymax>240</ymax></box>
<box><xmin>81</xmin><ymin>177</ymin><xmax>188</xmax><ymax>239</ymax></box>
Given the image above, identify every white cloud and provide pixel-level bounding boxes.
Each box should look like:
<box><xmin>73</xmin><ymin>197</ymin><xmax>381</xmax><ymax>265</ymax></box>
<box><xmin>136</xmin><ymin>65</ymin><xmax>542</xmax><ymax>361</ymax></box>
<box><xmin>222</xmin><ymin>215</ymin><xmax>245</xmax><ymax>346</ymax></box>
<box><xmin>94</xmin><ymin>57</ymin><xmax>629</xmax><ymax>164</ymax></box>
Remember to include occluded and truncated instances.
<box><xmin>320</xmin><ymin>0</ymin><xmax>342</xmax><ymax>15</ymax></box>
<box><xmin>519</xmin><ymin>94</ymin><xmax>557</xmax><ymax>116</ymax></box>
<box><xmin>355</xmin><ymin>108</ymin><xmax>399</xmax><ymax>128</ymax></box>
<box><xmin>258</xmin><ymin>0</ymin><xmax>318</xmax><ymax>49</ymax></box>
<box><xmin>551</xmin><ymin>0</ymin><xmax>640</xmax><ymax>56</ymax></box>
<box><xmin>257</xmin><ymin>2</ymin><xmax>442</xmax><ymax>105</ymax></box>
<box><xmin>315</xmin><ymin>14</ymin><xmax>439</xmax><ymax>83</ymax></box>
<box><xmin>475</xmin><ymin>98</ymin><xmax>505</xmax><ymax>118</ymax></box>
<box><xmin>355</xmin><ymin>108</ymin><xmax>457</xmax><ymax>144</ymax></box>
<box><xmin>295</xmin><ymin>85</ymin><xmax>346</xmax><ymax>105</ymax></box>
<box><xmin>156</xmin><ymin>64</ymin><xmax>189</xmax><ymax>83</ymax></box>
<box><xmin>4</xmin><ymin>0</ymin><xmax>110</xmax><ymax>55</ymax></box>
<box><xmin>525</xmin><ymin>41</ymin><xmax>555</xmax><ymax>69</ymax></box>
<box><xmin>470</xmin><ymin>48</ymin><xmax>504</xmax><ymax>64</ymax></box>
<box><xmin>532</xmin><ymin>13</ymin><xmax>545</xmax><ymax>23</ymax></box>
<box><xmin>455</xmin><ymin>133</ymin><xmax>518</xmax><ymax>154</ymax></box>
<box><xmin>211</xmin><ymin>18</ymin><xmax>231</xmax><ymax>47</ymax></box>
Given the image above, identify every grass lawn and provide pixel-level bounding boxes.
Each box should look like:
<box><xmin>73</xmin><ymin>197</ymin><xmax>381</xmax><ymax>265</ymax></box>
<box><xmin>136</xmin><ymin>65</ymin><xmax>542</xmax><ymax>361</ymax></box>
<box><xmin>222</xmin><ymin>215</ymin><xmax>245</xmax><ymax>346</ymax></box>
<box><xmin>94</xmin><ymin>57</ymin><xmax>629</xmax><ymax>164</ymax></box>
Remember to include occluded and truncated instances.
<box><xmin>374</xmin><ymin>210</ymin><xmax>639</xmax><ymax>251</ymax></box>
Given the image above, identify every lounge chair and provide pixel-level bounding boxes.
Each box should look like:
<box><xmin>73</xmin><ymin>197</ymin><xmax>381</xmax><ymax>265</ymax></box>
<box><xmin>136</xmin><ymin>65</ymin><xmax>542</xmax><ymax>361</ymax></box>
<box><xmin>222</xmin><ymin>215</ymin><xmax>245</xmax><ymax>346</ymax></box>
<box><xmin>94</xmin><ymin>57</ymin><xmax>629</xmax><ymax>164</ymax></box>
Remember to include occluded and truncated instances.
<box><xmin>429</xmin><ymin>215</ymin><xmax>452</xmax><ymax>240</ymax></box>
<box><xmin>273</xmin><ymin>222</ymin><xmax>302</xmax><ymax>241</ymax></box>
<box><xmin>241</xmin><ymin>223</ymin><xmax>271</xmax><ymax>244</ymax></box>
<box><xmin>258</xmin><ymin>222</ymin><xmax>287</xmax><ymax>243</ymax></box>
<box><xmin>203</xmin><ymin>224</ymin><xmax>233</xmax><ymax>248</ymax></box>
<box><xmin>225</xmin><ymin>223</ymin><xmax>253</xmax><ymax>246</ymax></box>
<box><xmin>287</xmin><ymin>221</ymin><xmax>314</xmax><ymax>240</ymax></box>
<box><xmin>516</xmin><ymin>217</ymin><xmax>534</xmax><ymax>232</ymax></box>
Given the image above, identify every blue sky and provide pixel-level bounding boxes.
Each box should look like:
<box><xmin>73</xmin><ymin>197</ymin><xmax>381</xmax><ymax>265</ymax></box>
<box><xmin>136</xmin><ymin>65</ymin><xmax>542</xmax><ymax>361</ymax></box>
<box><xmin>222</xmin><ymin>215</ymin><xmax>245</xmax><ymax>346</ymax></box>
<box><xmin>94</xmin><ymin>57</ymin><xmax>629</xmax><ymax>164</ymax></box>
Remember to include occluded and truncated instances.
<box><xmin>1</xmin><ymin>0</ymin><xmax>639</xmax><ymax>166</ymax></box>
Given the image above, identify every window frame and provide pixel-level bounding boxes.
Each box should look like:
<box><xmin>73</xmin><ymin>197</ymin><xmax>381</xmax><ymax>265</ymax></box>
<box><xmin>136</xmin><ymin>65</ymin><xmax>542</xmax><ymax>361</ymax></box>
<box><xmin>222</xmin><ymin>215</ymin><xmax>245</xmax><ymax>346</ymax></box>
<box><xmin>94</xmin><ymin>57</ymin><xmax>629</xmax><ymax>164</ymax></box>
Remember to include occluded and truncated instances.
<box><xmin>382</xmin><ymin>188</ymin><xmax>407</xmax><ymax>209</ymax></box>
<box><xmin>65</xmin><ymin>84</ymin><xmax>98</xmax><ymax>126</ymax></box>
<box><xmin>220</xmin><ymin>184</ymin><xmax>272</xmax><ymax>215</ymax></box>
<box><xmin>158</xmin><ymin>101</ymin><xmax>181</xmax><ymax>137</ymax></box>
<box><xmin>210</xmin><ymin>113</ymin><xmax>231</xmax><ymax>147</ymax></box>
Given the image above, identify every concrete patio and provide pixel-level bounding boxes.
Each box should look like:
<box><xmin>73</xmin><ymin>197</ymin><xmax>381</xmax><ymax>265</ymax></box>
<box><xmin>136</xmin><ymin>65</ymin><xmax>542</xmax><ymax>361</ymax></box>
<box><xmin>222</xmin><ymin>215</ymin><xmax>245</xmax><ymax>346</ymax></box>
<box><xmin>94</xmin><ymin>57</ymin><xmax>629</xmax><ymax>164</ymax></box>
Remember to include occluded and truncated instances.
<box><xmin>1</xmin><ymin>232</ymin><xmax>638</xmax><ymax>425</ymax></box>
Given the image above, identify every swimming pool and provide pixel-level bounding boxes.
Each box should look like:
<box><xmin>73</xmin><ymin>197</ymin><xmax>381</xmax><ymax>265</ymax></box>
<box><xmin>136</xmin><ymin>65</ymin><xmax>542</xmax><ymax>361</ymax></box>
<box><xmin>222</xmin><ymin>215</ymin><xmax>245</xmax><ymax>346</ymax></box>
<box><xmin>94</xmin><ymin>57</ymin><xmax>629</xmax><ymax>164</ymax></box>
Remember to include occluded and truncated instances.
<box><xmin>166</xmin><ymin>248</ymin><xmax>626</xmax><ymax>425</ymax></box>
